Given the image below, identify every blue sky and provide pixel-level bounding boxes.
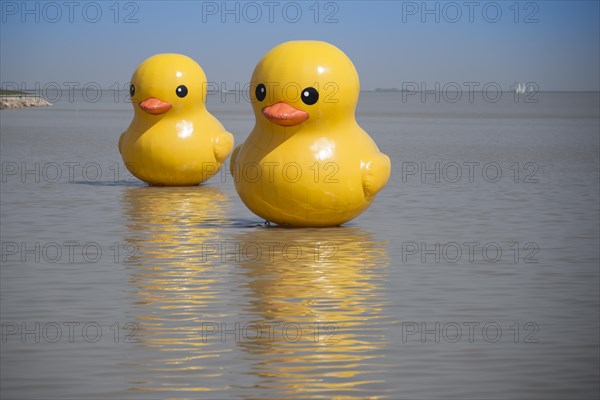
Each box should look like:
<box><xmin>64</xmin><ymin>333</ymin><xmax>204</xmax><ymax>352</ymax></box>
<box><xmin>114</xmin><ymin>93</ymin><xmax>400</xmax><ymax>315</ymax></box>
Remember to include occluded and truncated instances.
<box><xmin>1</xmin><ymin>0</ymin><xmax>599</xmax><ymax>91</ymax></box>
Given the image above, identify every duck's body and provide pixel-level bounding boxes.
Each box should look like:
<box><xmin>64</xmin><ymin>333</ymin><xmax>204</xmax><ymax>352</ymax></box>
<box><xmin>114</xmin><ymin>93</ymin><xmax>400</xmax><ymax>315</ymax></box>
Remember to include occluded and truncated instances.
<box><xmin>119</xmin><ymin>53</ymin><xmax>233</xmax><ymax>186</ymax></box>
<box><xmin>119</xmin><ymin>108</ymin><xmax>232</xmax><ymax>186</ymax></box>
<box><xmin>233</xmin><ymin>120</ymin><xmax>389</xmax><ymax>226</ymax></box>
<box><xmin>231</xmin><ymin>41</ymin><xmax>390</xmax><ymax>227</ymax></box>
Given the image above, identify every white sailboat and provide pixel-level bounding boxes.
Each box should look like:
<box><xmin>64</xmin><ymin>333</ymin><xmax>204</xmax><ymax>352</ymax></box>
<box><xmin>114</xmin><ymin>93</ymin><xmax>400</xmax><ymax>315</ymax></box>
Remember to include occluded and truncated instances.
<box><xmin>515</xmin><ymin>83</ymin><xmax>535</xmax><ymax>94</ymax></box>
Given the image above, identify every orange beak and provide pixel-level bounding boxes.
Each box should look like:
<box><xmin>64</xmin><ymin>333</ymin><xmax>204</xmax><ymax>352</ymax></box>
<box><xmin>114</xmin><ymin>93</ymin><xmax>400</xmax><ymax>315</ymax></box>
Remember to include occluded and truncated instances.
<box><xmin>139</xmin><ymin>97</ymin><xmax>172</xmax><ymax>115</ymax></box>
<box><xmin>262</xmin><ymin>102</ymin><xmax>309</xmax><ymax>126</ymax></box>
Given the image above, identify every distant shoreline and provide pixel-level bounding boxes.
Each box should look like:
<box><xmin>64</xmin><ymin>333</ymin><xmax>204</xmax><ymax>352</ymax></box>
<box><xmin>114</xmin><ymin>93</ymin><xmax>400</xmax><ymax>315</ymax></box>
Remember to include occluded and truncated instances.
<box><xmin>0</xmin><ymin>90</ymin><xmax>52</xmax><ymax>110</ymax></box>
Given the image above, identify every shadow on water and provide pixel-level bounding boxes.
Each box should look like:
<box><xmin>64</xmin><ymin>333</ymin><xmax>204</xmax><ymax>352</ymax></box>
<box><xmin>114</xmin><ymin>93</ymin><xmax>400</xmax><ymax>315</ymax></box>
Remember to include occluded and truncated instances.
<box><xmin>69</xmin><ymin>179</ymin><xmax>147</xmax><ymax>187</ymax></box>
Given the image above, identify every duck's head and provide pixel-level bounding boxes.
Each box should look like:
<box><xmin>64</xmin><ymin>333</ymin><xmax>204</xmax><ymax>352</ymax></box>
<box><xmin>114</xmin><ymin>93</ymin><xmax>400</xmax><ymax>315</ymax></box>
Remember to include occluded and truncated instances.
<box><xmin>129</xmin><ymin>53</ymin><xmax>207</xmax><ymax>118</ymax></box>
<box><xmin>250</xmin><ymin>41</ymin><xmax>360</xmax><ymax>130</ymax></box>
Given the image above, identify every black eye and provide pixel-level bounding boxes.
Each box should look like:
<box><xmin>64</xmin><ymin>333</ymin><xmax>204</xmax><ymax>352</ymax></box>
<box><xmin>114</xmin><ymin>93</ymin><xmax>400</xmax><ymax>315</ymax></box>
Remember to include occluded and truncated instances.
<box><xmin>176</xmin><ymin>85</ymin><xmax>188</xmax><ymax>98</ymax></box>
<box><xmin>255</xmin><ymin>83</ymin><xmax>266</xmax><ymax>102</ymax></box>
<box><xmin>301</xmin><ymin>87</ymin><xmax>319</xmax><ymax>105</ymax></box>
<box><xmin>129</xmin><ymin>84</ymin><xmax>135</xmax><ymax>97</ymax></box>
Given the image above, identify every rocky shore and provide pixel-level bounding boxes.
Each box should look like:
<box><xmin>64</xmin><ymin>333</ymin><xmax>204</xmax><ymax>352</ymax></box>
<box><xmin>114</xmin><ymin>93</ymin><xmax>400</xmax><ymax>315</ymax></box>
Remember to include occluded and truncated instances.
<box><xmin>0</xmin><ymin>96</ymin><xmax>52</xmax><ymax>110</ymax></box>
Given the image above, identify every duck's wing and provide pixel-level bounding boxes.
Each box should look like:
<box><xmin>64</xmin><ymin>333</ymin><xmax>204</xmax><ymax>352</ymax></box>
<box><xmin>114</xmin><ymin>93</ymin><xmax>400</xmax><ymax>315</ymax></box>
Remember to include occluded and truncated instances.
<box><xmin>229</xmin><ymin>145</ymin><xmax>240</xmax><ymax>178</ymax></box>
<box><xmin>361</xmin><ymin>152</ymin><xmax>391</xmax><ymax>199</ymax></box>
<box><xmin>118</xmin><ymin>131</ymin><xmax>126</xmax><ymax>154</ymax></box>
<box><xmin>212</xmin><ymin>130</ymin><xmax>234</xmax><ymax>164</ymax></box>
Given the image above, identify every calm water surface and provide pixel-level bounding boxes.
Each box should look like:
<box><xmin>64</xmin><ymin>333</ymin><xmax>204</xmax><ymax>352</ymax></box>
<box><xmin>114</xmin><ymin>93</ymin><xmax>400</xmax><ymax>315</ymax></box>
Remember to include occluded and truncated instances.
<box><xmin>1</xmin><ymin>91</ymin><xmax>599</xmax><ymax>399</ymax></box>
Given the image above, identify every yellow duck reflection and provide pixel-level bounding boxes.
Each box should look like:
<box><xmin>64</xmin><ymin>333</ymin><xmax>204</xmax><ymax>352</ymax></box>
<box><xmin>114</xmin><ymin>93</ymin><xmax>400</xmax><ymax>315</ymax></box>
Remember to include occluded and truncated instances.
<box><xmin>122</xmin><ymin>185</ymin><xmax>229</xmax><ymax>267</ymax></box>
<box><xmin>231</xmin><ymin>227</ymin><xmax>391</xmax><ymax>398</ymax></box>
<box><xmin>121</xmin><ymin>185</ymin><xmax>234</xmax><ymax>394</ymax></box>
<box><xmin>121</xmin><ymin>187</ymin><xmax>391</xmax><ymax>397</ymax></box>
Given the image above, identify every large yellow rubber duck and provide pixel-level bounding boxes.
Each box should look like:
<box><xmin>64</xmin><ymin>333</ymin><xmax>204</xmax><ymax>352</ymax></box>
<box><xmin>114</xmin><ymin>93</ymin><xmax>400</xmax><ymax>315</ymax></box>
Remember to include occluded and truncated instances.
<box><xmin>119</xmin><ymin>53</ymin><xmax>234</xmax><ymax>186</ymax></box>
<box><xmin>231</xmin><ymin>41</ymin><xmax>391</xmax><ymax>227</ymax></box>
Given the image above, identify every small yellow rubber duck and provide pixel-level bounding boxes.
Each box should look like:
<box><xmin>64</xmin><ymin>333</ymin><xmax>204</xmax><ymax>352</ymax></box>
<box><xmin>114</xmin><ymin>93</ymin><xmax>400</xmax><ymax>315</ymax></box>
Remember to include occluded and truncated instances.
<box><xmin>231</xmin><ymin>41</ymin><xmax>390</xmax><ymax>227</ymax></box>
<box><xmin>119</xmin><ymin>53</ymin><xmax>233</xmax><ymax>186</ymax></box>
